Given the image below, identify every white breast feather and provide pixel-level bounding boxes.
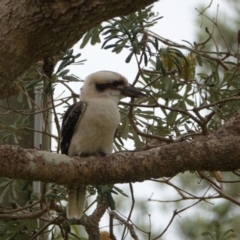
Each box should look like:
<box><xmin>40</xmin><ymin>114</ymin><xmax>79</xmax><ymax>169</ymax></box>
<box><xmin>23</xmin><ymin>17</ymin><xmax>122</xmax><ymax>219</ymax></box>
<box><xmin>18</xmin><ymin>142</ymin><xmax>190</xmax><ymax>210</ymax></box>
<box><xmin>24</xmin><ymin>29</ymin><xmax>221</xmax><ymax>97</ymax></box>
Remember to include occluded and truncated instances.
<box><xmin>67</xmin><ymin>98</ymin><xmax>120</xmax><ymax>156</ymax></box>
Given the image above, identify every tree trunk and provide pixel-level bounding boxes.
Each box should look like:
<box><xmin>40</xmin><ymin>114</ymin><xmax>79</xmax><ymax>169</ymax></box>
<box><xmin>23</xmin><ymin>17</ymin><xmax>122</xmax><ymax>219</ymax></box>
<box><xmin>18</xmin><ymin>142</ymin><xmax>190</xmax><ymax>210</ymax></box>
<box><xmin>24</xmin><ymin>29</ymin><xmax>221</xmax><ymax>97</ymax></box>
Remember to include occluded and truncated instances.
<box><xmin>0</xmin><ymin>0</ymin><xmax>156</xmax><ymax>98</ymax></box>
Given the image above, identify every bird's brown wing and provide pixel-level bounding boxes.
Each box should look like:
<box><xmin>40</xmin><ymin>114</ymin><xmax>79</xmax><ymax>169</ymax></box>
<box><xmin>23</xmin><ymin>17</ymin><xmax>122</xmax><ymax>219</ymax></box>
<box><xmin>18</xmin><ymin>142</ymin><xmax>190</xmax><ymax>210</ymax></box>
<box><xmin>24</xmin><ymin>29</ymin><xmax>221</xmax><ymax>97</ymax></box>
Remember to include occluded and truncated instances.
<box><xmin>61</xmin><ymin>101</ymin><xmax>87</xmax><ymax>155</ymax></box>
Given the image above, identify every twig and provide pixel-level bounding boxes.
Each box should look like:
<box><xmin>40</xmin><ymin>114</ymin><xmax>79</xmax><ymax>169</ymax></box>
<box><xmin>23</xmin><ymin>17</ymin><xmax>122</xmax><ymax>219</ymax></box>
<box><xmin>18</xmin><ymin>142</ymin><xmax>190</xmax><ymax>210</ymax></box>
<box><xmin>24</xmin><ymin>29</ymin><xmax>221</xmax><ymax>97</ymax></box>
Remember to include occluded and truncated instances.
<box><xmin>193</xmin><ymin>96</ymin><xmax>240</xmax><ymax>111</ymax></box>
<box><xmin>121</xmin><ymin>183</ymin><xmax>135</xmax><ymax>240</ymax></box>
<box><xmin>29</xmin><ymin>216</ymin><xmax>64</xmax><ymax>240</ymax></box>
<box><xmin>152</xmin><ymin>186</ymin><xmax>211</xmax><ymax>239</ymax></box>
<box><xmin>0</xmin><ymin>207</ymin><xmax>48</xmax><ymax>220</ymax></box>
<box><xmin>1</xmin><ymin>200</ymin><xmax>42</xmax><ymax>214</ymax></box>
<box><xmin>50</xmin><ymin>92</ymin><xmax>61</xmax><ymax>153</ymax></box>
<box><xmin>197</xmin><ymin>0</ymin><xmax>213</xmax><ymax>16</ymax></box>
<box><xmin>110</xmin><ymin>211</ymin><xmax>139</xmax><ymax>240</ymax></box>
<box><xmin>199</xmin><ymin>171</ymin><xmax>240</xmax><ymax>206</ymax></box>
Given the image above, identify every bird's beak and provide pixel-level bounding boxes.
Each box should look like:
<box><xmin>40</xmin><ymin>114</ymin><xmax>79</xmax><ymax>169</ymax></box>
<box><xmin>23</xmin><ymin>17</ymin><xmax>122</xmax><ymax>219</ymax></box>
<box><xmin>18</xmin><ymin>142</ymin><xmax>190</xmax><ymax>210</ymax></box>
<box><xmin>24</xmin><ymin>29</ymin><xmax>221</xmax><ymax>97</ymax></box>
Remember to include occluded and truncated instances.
<box><xmin>118</xmin><ymin>85</ymin><xmax>146</xmax><ymax>98</ymax></box>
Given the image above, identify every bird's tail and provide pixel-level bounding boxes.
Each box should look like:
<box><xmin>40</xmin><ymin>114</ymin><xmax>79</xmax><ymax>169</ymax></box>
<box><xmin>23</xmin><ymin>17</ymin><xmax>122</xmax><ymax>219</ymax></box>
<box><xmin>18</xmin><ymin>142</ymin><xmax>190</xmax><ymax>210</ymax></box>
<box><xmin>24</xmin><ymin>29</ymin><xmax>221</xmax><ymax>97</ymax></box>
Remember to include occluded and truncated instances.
<box><xmin>67</xmin><ymin>185</ymin><xmax>86</xmax><ymax>219</ymax></box>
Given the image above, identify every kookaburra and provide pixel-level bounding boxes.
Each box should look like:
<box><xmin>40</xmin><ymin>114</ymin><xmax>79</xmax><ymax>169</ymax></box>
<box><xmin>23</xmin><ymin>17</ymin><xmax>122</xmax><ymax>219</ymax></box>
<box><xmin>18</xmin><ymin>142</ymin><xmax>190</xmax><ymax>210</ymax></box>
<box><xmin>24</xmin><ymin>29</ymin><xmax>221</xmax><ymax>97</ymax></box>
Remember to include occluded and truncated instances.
<box><xmin>61</xmin><ymin>71</ymin><xmax>145</xmax><ymax>219</ymax></box>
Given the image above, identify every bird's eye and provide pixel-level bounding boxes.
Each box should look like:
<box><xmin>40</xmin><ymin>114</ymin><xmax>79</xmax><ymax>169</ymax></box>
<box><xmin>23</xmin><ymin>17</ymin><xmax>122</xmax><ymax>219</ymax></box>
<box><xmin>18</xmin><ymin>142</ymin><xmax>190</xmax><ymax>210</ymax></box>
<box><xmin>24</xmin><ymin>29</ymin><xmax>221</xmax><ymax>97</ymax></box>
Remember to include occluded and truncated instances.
<box><xmin>111</xmin><ymin>81</ymin><xmax>120</xmax><ymax>88</ymax></box>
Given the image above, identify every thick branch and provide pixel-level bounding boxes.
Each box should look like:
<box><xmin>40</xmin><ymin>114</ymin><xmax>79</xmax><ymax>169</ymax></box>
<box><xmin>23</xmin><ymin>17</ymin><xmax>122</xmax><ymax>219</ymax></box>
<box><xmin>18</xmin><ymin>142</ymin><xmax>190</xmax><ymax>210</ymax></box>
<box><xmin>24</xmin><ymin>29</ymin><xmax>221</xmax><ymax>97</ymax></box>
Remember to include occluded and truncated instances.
<box><xmin>0</xmin><ymin>0</ymin><xmax>156</xmax><ymax>98</ymax></box>
<box><xmin>0</xmin><ymin>136</ymin><xmax>239</xmax><ymax>185</ymax></box>
<box><xmin>0</xmin><ymin>113</ymin><xmax>239</xmax><ymax>185</ymax></box>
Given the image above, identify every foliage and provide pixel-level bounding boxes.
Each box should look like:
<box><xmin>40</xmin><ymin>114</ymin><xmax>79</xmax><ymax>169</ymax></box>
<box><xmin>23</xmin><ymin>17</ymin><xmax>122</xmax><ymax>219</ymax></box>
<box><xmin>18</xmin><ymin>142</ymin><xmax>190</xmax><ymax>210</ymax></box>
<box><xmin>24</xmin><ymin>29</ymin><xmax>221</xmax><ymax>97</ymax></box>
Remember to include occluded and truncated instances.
<box><xmin>0</xmin><ymin>2</ymin><xmax>240</xmax><ymax>240</ymax></box>
<box><xmin>201</xmin><ymin>221</ymin><xmax>237</xmax><ymax>240</ymax></box>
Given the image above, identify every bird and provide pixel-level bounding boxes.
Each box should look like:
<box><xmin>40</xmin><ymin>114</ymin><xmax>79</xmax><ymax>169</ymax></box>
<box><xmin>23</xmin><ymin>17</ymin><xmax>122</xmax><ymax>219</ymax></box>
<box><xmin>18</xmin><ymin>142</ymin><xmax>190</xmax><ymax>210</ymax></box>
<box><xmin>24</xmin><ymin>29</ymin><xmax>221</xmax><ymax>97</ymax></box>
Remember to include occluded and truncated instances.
<box><xmin>61</xmin><ymin>70</ymin><xmax>145</xmax><ymax>219</ymax></box>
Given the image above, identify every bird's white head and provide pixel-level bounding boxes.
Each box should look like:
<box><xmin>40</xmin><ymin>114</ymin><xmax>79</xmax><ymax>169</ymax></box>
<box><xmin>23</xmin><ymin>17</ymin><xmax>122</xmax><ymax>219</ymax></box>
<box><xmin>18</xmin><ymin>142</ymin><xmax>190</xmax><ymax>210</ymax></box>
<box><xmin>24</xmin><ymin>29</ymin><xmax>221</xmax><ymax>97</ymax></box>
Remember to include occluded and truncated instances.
<box><xmin>80</xmin><ymin>71</ymin><xmax>145</xmax><ymax>103</ymax></box>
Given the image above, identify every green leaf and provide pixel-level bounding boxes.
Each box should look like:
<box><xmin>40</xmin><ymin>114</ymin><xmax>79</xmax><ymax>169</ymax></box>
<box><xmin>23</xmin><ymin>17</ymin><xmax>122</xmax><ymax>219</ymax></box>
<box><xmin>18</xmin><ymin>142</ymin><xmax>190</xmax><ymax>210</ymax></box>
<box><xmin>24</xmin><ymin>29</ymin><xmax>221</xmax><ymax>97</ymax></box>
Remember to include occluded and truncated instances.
<box><xmin>156</xmin><ymin>56</ymin><xmax>161</xmax><ymax>71</ymax></box>
<box><xmin>122</xmin><ymin>24</ymin><xmax>132</xmax><ymax>41</ymax></box>
<box><xmin>146</xmin><ymin>44</ymin><xmax>152</xmax><ymax>56</ymax></box>
<box><xmin>90</xmin><ymin>27</ymin><xmax>101</xmax><ymax>45</ymax></box>
<box><xmin>121</xmin><ymin>117</ymin><xmax>129</xmax><ymax>140</ymax></box>
<box><xmin>113</xmin><ymin>186</ymin><xmax>129</xmax><ymax>197</ymax></box>
<box><xmin>158</xmin><ymin>58</ymin><xmax>167</xmax><ymax>75</ymax></box>
<box><xmin>169</xmin><ymin>56</ymin><xmax>182</xmax><ymax>74</ymax></box>
<box><xmin>106</xmin><ymin>192</ymin><xmax>115</xmax><ymax>210</ymax></box>
<box><xmin>10</xmin><ymin>221</ymin><xmax>28</xmax><ymax>240</ymax></box>
<box><xmin>155</xmin><ymin>37</ymin><xmax>159</xmax><ymax>50</ymax></box>
<box><xmin>58</xmin><ymin>69</ymin><xmax>70</xmax><ymax>77</ymax></box>
<box><xmin>143</xmin><ymin>51</ymin><xmax>148</xmax><ymax>66</ymax></box>
<box><xmin>132</xmin><ymin>27</ymin><xmax>142</xmax><ymax>40</ymax></box>
<box><xmin>131</xmin><ymin>127</ymin><xmax>142</xmax><ymax>150</ymax></box>
<box><xmin>62</xmin><ymin>75</ymin><xmax>81</xmax><ymax>82</ymax></box>
<box><xmin>56</xmin><ymin>57</ymin><xmax>74</xmax><ymax>73</ymax></box>
<box><xmin>112</xmin><ymin>44</ymin><xmax>125</xmax><ymax>54</ymax></box>
<box><xmin>17</xmin><ymin>90</ymin><xmax>23</xmax><ymax>103</ymax></box>
<box><xmin>97</xmin><ymin>193</ymin><xmax>103</xmax><ymax>204</ymax></box>
<box><xmin>0</xmin><ymin>185</ymin><xmax>11</xmax><ymax>202</ymax></box>
<box><xmin>0</xmin><ymin>178</ymin><xmax>12</xmax><ymax>187</ymax></box>
<box><xmin>101</xmin><ymin>185</ymin><xmax>109</xmax><ymax>193</ymax></box>
<box><xmin>101</xmin><ymin>35</ymin><xmax>121</xmax><ymax>49</ymax></box>
<box><xmin>132</xmin><ymin>40</ymin><xmax>138</xmax><ymax>54</ymax></box>
<box><xmin>21</xmin><ymin>181</ymin><xmax>31</xmax><ymax>190</ymax></box>
<box><xmin>80</xmin><ymin>31</ymin><xmax>91</xmax><ymax>49</ymax></box>
<box><xmin>44</xmin><ymin>82</ymin><xmax>52</xmax><ymax>94</ymax></box>
<box><xmin>196</xmin><ymin>54</ymin><xmax>203</xmax><ymax>66</ymax></box>
<box><xmin>125</xmin><ymin>51</ymin><xmax>134</xmax><ymax>63</ymax></box>
<box><xmin>103</xmin><ymin>44</ymin><xmax>118</xmax><ymax>50</ymax></box>
<box><xmin>25</xmin><ymin>79</ymin><xmax>41</xmax><ymax>89</ymax></box>
<box><xmin>201</xmin><ymin>232</ymin><xmax>215</xmax><ymax>240</ymax></box>
<box><xmin>26</xmin><ymin>95</ymin><xmax>32</xmax><ymax>110</ymax></box>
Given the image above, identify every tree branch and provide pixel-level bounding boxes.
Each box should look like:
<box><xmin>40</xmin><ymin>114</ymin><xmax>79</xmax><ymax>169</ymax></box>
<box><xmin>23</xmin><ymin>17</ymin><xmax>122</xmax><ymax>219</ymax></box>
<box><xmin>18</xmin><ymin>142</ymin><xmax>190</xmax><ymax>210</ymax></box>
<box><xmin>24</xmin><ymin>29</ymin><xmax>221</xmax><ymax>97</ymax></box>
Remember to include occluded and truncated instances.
<box><xmin>0</xmin><ymin>0</ymin><xmax>157</xmax><ymax>98</ymax></box>
<box><xmin>0</xmin><ymin>113</ymin><xmax>239</xmax><ymax>185</ymax></box>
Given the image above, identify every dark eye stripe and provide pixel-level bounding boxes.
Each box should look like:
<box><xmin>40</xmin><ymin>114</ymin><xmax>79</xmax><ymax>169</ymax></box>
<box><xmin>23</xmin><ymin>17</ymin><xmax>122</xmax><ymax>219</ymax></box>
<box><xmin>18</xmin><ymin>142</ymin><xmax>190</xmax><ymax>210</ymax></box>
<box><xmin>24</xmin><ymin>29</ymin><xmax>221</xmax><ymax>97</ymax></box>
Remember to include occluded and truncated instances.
<box><xmin>112</xmin><ymin>80</ymin><xmax>122</xmax><ymax>87</ymax></box>
<box><xmin>95</xmin><ymin>83</ymin><xmax>109</xmax><ymax>92</ymax></box>
<box><xmin>95</xmin><ymin>80</ymin><xmax>124</xmax><ymax>92</ymax></box>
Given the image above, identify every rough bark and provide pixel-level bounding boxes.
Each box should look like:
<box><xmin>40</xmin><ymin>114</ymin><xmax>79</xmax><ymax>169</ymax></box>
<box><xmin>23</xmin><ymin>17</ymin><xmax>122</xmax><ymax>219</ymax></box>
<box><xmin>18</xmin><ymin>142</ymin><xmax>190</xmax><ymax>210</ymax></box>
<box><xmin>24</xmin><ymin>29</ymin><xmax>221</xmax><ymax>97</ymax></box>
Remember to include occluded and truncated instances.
<box><xmin>0</xmin><ymin>112</ymin><xmax>240</xmax><ymax>185</ymax></box>
<box><xmin>0</xmin><ymin>0</ymin><xmax>156</xmax><ymax>98</ymax></box>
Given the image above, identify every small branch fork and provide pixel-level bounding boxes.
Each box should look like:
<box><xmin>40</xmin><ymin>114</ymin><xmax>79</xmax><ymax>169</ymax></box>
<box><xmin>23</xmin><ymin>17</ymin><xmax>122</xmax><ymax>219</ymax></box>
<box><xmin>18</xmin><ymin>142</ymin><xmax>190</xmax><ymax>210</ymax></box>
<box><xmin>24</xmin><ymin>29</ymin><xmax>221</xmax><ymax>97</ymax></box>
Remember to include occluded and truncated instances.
<box><xmin>110</xmin><ymin>211</ymin><xmax>140</xmax><ymax>240</ymax></box>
